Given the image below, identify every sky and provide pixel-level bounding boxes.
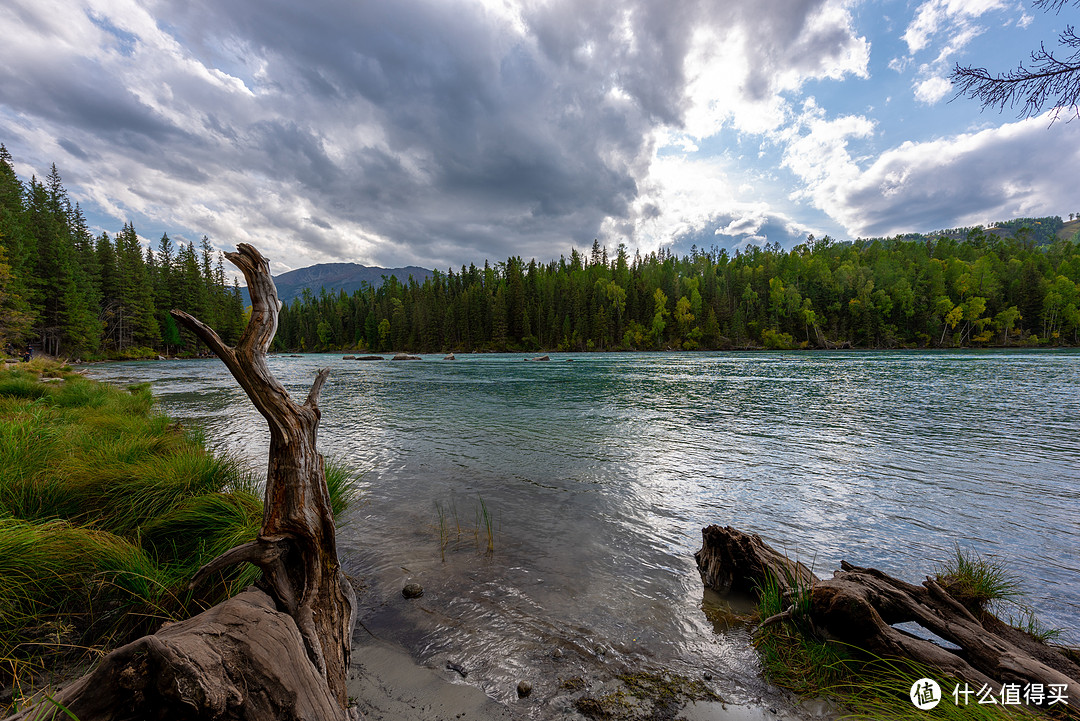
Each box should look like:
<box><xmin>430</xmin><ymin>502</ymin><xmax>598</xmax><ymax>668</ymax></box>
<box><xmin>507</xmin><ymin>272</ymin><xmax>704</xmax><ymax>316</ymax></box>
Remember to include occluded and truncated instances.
<box><xmin>1</xmin><ymin>0</ymin><xmax>1079</xmax><ymax>275</ymax></box>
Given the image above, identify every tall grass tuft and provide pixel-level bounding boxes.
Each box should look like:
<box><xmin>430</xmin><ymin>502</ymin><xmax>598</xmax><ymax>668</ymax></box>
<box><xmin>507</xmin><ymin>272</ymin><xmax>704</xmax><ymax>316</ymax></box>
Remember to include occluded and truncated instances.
<box><xmin>324</xmin><ymin>457</ymin><xmax>363</xmax><ymax>519</ymax></box>
<box><xmin>935</xmin><ymin>546</ymin><xmax>1021</xmax><ymax>614</ymax></box>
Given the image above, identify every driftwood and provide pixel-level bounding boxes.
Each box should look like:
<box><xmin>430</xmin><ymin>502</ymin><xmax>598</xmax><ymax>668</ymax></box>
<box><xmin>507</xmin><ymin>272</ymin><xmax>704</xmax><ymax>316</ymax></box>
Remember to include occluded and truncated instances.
<box><xmin>696</xmin><ymin>525</ymin><xmax>1080</xmax><ymax>711</ymax></box>
<box><xmin>7</xmin><ymin>244</ymin><xmax>356</xmax><ymax>720</ymax></box>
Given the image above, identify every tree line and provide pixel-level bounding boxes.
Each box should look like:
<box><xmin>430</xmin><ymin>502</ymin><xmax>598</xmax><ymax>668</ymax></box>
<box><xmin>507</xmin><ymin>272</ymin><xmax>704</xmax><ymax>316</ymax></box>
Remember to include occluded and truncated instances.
<box><xmin>276</xmin><ymin>227</ymin><xmax>1080</xmax><ymax>353</ymax></box>
<box><xmin>3</xmin><ymin>144</ymin><xmax>1078</xmax><ymax>356</ymax></box>
<box><xmin>0</xmin><ymin>146</ymin><xmax>244</xmax><ymax>358</ymax></box>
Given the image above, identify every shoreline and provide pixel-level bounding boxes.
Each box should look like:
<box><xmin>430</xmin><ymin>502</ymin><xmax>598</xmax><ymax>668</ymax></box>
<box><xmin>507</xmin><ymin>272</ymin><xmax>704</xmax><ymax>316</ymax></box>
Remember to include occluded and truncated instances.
<box><xmin>345</xmin><ymin>623</ymin><xmax>821</xmax><ymax>721</ymax></box>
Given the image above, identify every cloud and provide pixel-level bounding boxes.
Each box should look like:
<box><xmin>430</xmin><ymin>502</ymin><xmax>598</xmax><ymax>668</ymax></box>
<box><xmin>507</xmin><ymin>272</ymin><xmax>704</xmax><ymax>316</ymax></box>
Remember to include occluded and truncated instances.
<box><xmin>913</xmin><ymin>75</ymin><xmax>952</xmax><ymax>104</ymax></box>
<box><xmin>608</xmin><ymin>153</ymin><xmax>811</xmax><ymax>254</ymax></box>
<box><xmin>785</xmin><ymin>112</ymin><xmax>1080</xmax><ymax>237</ymax></box>
<box><xmin>0</xmin><ymin>0</ymin><xmax>879</xmax><ymax>272</ymax></box>
<box><xmin>902</xmin><ymin>0</ymin><xmax>1006</xmax><ymax>54</ymax></box>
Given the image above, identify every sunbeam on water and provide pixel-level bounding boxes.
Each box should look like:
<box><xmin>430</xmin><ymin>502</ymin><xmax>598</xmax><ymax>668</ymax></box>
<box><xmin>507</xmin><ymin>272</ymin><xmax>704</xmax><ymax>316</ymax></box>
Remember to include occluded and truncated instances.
<box><xmin>86</xmin><ymin>349</ymin><xmax>1080</xmax><ymax>713</ymax></box>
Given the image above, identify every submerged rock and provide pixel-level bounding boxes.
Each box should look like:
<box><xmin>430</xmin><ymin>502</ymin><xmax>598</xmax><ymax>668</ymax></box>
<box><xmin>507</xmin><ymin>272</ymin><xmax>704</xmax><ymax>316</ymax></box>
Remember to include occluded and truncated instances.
<box><xmin>528</xmin><ymin>355</ymin><xmax>550</xmax><ymax>361</ymax></box>
<box><xmin>517</xmin><ymin>680</ymin><xmax>532</xmax><ymax>698</ymax></box>
<box><xmin>401</xmin><ymin>583</ymin><xmax>424</xmax><ymax>599</ymax></box>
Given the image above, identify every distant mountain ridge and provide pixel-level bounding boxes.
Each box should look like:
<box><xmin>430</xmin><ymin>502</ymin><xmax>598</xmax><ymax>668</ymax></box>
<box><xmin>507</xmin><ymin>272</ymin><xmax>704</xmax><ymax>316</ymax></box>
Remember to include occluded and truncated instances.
<box><xmin>243</xmin><ymin>262</ymin><xmax>432</xmax><ymax>305</ymax></box>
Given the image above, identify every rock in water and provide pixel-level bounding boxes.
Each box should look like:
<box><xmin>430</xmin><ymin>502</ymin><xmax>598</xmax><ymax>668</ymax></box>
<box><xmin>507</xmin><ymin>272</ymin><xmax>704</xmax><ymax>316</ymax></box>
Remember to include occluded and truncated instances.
<box><xmin>401</xmin><ymin>583</ymin><xmax>424</xmax><ymax>599</ymax></box>
<box><xmin>392</xmin><ymin>353</ymin><xmax>422</xmax><ymax>361</ymax></box>
<box><xmin>517</xmin><ymin>680</ymin><xmax>533</xmax><ymax>698</ymax></box>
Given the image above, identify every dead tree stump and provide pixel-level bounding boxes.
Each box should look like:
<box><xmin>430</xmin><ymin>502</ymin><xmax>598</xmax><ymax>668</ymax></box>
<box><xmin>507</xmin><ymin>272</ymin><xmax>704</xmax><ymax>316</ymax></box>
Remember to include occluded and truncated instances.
<box><xmin>6</xmin><ymin>244</ymin><xmax>356</xmax><ymax>720</ymax></box>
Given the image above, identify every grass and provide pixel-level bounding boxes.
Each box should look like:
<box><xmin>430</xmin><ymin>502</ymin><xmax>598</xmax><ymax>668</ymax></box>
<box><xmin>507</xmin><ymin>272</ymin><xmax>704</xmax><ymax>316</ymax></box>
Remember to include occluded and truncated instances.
<box><xmin>432</xmin><ymin>494</ymin><xmax>496</xmax><ymax>561</ymax></box>
<box><xmin>753</xmin><ymin>570</ymin><xmax>857</xmax><ymax>698</ymax></box>
<box><xmin>934</xmin><ymin>545</ymin><xmax>1021</xmax><ymax>614</ymax></box>
<box><xmin>0</xmin><ymin>361</ymin><xmax>361</xmax><ymax>712</ymax></box>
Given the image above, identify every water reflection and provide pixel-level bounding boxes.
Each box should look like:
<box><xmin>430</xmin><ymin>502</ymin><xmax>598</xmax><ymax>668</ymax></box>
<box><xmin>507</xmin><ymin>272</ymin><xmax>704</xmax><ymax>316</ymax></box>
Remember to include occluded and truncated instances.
<box><xmin>85</xmin><ymin>350</ymin><xmax>1080</xmax><ymax>711</ymax></box>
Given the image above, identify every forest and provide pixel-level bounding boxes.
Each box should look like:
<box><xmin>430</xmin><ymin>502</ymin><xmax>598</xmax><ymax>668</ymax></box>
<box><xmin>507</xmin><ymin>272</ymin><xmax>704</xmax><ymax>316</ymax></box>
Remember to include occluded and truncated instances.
<box><xmin>276</xmin><ymin>226</ymin><xmax>1080</xmax><ymax>353</ymax></box>
<box><xmin>2</xmin><ymin>144</ymin><xmax>1079</xmax><ymax>357</ymax></box>
<box><xmin>0</xmin><ymin>146</ymin><xmax>245</xmax><ymax>358</ymax></box>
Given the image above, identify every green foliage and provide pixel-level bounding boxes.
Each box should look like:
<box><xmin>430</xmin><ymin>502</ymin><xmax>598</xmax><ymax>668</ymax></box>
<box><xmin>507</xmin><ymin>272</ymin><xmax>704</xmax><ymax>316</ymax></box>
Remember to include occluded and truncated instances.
<box><xmin>0</xmin><ymin>148</ymin><xmax>245</xmax><ymax>358</ymax></box>
<box><xmin>273</xmin><ymin>229</ymin><xmax>1080</xmax><ymax>353</ymax></box>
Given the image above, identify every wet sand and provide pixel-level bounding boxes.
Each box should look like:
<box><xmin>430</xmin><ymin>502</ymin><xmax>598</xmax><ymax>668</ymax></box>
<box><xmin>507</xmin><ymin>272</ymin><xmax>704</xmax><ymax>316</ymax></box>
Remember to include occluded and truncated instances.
<box><xmin>346</xmin><ymin>623</ymin><xmax>830</xmax><ymax>721</ymax></box>
<box><xmin>348</xmin><ymin>628</ymin><xmax>521</xmax><ymax>720</ymax></box>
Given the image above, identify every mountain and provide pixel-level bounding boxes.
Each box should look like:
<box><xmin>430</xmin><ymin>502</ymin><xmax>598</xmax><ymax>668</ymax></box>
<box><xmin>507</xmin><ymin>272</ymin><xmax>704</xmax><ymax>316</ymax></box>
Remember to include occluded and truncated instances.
<box><xmin>241</xmin><ymin>262</ymin><xmax>432</xmax><ymax>306</ymax></box>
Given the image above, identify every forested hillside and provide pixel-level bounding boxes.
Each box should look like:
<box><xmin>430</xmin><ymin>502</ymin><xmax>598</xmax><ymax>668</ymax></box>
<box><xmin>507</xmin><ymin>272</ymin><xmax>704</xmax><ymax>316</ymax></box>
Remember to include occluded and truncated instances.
<box><xmin>0</xmin><ymin>146</ymin><xmax>244</xmax><ymax>358</ymax></box>
<box><xmin>277</xmin><ymin>231</ymin><xmax>1080</xmax><ymax>353</ymax></box>
<box><xmin>3</xmin><ymin>143</ymin><xmax>1078</xmax><ymax>357</ymax></box>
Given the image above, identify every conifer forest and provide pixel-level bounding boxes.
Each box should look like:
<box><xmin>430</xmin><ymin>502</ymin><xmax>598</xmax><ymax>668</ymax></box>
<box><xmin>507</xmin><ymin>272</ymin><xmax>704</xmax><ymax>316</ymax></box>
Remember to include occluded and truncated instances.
<box><xmin>2</xmin><ymin>146</ymin><xmax>1079</xmax><ymax>357</ymax></box>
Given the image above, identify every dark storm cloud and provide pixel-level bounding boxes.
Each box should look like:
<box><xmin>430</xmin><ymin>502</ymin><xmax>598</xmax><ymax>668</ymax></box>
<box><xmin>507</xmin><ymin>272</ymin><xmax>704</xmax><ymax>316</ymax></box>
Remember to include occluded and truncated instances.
<box><xmin>0</xmin><ymin>59</ymin><xmax>181</xmax><ymax>146</ymax></box>
<box><xmin>0</xmin><ymin>0</ymin><xmax>867</xmax><ymax>270</ymax></box>
<box><xmin>147</xmin><ymin>0</ymin><xmax>667</xmax><ymax>263</ymax></box>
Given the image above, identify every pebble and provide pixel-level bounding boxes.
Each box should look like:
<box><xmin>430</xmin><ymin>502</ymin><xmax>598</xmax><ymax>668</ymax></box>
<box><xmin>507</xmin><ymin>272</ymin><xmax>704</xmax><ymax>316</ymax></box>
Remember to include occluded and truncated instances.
<box><xmin>402</xmin><ymin>583</ymin><xmax>424</xmax><ymax>599</ymax></box>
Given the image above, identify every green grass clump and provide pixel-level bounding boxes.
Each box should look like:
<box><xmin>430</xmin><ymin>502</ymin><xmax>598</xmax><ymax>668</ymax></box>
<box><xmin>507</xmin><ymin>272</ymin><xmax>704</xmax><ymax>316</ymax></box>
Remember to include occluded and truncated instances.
<box><xmin>934</xmin><ymin>546</ymin><xmax>1021</xmax><ymax>614</ymax></box>
<box><xmin>753</xmin><ymin>571</ymin><xmax>857</xmax><ymax>697</ymax></box>
<box><xmin>0</xmin><ymin>362</ymin><xmax>361</xmax><ymax>710</ymax></box>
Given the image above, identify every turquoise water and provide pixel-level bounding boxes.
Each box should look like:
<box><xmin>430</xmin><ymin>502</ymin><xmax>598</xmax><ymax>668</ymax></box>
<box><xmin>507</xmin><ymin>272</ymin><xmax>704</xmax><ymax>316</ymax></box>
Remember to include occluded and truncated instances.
<box><xmin>85</xmin><ymin>350</ymin><xmax>1080</xmax><ymax>710</ymax></box>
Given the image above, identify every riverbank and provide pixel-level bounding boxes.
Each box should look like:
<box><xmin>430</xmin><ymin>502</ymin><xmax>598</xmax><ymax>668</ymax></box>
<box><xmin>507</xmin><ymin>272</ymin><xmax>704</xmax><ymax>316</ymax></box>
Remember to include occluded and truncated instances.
<box><xmin>0</xmin><ymin>362</ymin><xmax>356</xmax><ymax>712</ymax></box>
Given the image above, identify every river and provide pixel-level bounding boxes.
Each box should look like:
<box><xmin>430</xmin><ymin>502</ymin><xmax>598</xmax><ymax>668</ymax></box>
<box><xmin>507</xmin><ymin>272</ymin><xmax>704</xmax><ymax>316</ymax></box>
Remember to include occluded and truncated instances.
<box><xmin>84</xmin><ymin>349</ymin><xmax>1080</xmax><ymax>715</ymax></box>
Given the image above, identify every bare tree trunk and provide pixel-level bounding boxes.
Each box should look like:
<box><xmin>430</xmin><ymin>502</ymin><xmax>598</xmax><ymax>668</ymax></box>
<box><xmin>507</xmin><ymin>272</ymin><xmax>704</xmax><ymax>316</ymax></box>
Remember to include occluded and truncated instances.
<box><xmin>6</xmin><ymin>244</ymin><xmax>356</xmax><ymax>721</ymax></box>
<box><xmin>171</xmin><ymin>243</ymin><xmax>356</xmax><ymax>705</ymax></box>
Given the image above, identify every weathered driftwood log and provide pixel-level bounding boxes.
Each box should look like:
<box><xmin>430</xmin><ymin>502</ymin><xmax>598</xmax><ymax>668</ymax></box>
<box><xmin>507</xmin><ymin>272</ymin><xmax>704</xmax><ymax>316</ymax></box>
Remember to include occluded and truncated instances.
<box><xmin>694</xmin><ymin>525</ymin><xmax>817</xmax><ymax>597</ymax></box>
<box><xmin>696</xmin><ymin>525</ymin><xmax>1080</xmax><ymax>710</ymax></box>
<box><xmin>6</xmin><ymin>244</ymin><xmax>356</xmax><ymax>720</ymax></box>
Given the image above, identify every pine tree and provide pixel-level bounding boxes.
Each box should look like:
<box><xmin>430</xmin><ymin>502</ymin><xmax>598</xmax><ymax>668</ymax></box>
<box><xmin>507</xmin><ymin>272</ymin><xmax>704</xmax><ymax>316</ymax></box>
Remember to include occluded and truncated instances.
<box><xmin>115</xmin><ymin>223</ymin><xmax>159</xmax><ymax>348</ymax></box>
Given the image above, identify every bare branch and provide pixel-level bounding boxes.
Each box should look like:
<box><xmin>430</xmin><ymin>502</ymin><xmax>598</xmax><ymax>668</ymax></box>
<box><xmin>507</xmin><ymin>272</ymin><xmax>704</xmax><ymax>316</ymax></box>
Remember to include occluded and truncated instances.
<box><xmin>170</xmin><ymin>309</ymin><xmax>236</xmax><ymax>363</ymax></box>
<box><xmin>305</xmin><ymin>367</ymin><xmax>331</xmax><ymax>410</ymax></box>
<box><xmin>951</xmin><ymin>24</ymin><xmax>1080</xmax><ymax>120</ymax></box>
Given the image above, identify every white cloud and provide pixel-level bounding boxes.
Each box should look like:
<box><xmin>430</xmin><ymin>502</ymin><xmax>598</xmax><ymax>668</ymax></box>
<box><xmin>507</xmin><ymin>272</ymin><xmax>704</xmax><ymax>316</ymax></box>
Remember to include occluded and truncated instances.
<box><xmin>914</xmin><ymin>75</ymin><xmax>952</xmax><ymax>104</ymax></box>
<box><xmin>680</xmin><ymin>0</ymin><xmax>869</xmax><ymax>137</ymax></box>
<box><xmin>779</xmin><ymin>100</ymin><xmax>876</xmax><ymax>197</ymax></box>
<box><xmin>903</xmin><ymin>0</ymin><xmax>1007</xmax><ymax>53</ymax></box>
<box><xmin>785</xmin><ymin>112</ymin><xmax>1080</xmax><ymax>237</ymax></box>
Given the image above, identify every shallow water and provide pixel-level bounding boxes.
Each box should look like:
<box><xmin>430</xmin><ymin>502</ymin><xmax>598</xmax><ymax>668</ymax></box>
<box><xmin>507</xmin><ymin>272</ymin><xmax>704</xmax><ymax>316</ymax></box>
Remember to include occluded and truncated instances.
<box><xmin>85</xmin><ymin>350</ymin><xmax>1080</xmax><ymax>713</ymax></box>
